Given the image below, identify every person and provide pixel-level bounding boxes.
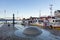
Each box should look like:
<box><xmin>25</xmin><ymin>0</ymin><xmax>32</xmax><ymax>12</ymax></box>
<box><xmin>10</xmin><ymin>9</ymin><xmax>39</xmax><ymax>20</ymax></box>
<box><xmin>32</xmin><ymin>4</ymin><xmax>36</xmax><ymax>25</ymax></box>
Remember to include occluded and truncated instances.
<box><xmin>8</xmin><ymin>23</ymin><xmax>10</xmax><ymax>27</ymax></box>
<box><xmin>43</xmin><ymin>18</ymin><xmax>49</xmax><ymax>29</ymax></box>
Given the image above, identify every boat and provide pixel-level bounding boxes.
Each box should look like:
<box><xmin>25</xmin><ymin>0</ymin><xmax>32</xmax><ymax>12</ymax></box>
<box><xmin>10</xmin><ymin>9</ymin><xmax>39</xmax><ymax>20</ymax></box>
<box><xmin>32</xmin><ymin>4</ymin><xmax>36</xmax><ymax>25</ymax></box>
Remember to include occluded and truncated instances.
<box><xmin>21</xmin><ymin>19</ymin><xmax>44</xmax><ymax>27</ymax></box>
<box><xmin>49</xmin><ymin>18</ymin><xmax>60</xmax><ymax>29</ymax></box>
<box><xmin>30</xmin><ymin>19</ymin><xmax>44</xmax><ymax>27</ymax></box>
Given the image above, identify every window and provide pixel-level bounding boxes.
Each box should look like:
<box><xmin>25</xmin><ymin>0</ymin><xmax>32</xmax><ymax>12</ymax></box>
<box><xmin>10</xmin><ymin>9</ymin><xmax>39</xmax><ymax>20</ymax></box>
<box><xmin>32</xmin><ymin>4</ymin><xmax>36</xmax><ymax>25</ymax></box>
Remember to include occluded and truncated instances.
<box><xmin>55</xmin><ymin>20</ymin><xmax>60</xmax><ymax>22</ymax></box>
<box><xmin>53</xmin><ymin>20</ymin><xmax>54</xmax><ymax>22</ymax></box>
<box><xmin>38</xmin><ymin>20</ymin><xmax>43</xmax><ymax>22</ymax></box>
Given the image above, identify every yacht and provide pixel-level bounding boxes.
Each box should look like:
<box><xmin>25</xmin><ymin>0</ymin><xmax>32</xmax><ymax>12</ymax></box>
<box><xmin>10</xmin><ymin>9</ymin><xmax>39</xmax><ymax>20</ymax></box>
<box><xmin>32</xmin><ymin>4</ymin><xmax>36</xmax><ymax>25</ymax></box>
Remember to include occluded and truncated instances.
<box><xmin>49</xmin><ymin>18</ymin><xmax>60</xmax><ymax>29</ymax></box>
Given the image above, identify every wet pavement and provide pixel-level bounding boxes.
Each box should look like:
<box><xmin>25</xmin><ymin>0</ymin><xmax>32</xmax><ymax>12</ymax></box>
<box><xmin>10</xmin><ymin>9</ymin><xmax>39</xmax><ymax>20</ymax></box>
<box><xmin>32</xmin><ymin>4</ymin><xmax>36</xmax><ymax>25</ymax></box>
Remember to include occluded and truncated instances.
<box><xmin>0</xmin><ymin>24</ymin><xmax>60</xmax><ymax>40</ymax></box>
<box><xmin>15</xmin><ymin>24</ymin><xmax>60</xmax><ymax>40</ymax></box>
<box><xmin>0</xmin><ymin>24</ymin><xmax>3</xmax><ymax>27</ymax></box>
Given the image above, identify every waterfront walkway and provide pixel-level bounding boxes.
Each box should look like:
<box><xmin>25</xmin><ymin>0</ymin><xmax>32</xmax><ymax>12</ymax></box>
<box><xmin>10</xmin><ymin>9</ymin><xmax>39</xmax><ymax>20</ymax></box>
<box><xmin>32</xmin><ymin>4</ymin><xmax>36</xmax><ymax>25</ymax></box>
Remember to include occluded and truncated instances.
<box><xmin>0</xmin><ymin>24</ymin><xmax>60</xmax><ymax>40</ymax></box>
<box><xmin>0</xmin><ymin>24</ymin><xmax>18</xmax><ymax>40</ymax></box>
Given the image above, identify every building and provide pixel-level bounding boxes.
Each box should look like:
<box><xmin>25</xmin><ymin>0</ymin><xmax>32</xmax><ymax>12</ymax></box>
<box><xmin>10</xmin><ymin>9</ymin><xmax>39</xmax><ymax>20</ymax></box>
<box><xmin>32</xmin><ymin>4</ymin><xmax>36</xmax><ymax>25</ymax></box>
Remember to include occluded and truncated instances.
<box><xmin>54</xmin><ymin>10</ymin><xmax>60</xmax><ymax>18</ymax></box>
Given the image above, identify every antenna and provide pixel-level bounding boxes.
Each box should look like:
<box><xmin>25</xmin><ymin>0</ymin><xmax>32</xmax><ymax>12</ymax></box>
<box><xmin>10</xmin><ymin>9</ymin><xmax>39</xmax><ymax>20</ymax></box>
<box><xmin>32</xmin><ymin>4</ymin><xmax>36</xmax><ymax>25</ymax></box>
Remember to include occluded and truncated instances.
<box><xmin>50</xmin><ymin>4</ymin><xmax>53</xmax><ymax>17</ymax></box>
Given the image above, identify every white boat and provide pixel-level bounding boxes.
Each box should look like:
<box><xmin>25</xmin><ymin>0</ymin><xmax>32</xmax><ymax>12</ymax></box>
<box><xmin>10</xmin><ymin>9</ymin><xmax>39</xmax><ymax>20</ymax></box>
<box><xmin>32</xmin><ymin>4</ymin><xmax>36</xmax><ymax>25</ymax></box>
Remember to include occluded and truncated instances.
<box><xmin>29</xmin><ymin>19</ymin><xmax>44</xmax><ymax>26</ymax></box>
<box><xmin>21</xmin><ymin>19</ymin><xmax>44</xmax><ymax>26</ymax></box>
<box><xmin>49</xmin><ymin>18</ymin><xmax>60</xmax><ymax>29</ymax></box>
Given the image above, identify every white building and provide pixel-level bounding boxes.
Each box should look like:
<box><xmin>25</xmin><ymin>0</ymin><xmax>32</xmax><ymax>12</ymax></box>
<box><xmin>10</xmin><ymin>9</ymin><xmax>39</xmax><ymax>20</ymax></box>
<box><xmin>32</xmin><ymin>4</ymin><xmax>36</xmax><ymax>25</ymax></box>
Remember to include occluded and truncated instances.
<box><xmin>54</xmin><ymin>10</ymin><xmax>60</xmax><ymax>18</ymax></box>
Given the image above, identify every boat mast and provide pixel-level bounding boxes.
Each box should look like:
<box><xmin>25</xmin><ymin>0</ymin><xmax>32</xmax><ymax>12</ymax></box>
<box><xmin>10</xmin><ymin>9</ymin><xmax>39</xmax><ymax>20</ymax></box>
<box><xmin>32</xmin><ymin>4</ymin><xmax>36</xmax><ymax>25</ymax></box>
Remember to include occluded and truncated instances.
<box><xmin>50</xmin><ymin>4</ymin><xmax>53</xmax><ymax>17</ymax></box>
<box><xmin>39</xmin><ymin>10</ymin><xmax>41</xmax><ymax>17</ymax></box>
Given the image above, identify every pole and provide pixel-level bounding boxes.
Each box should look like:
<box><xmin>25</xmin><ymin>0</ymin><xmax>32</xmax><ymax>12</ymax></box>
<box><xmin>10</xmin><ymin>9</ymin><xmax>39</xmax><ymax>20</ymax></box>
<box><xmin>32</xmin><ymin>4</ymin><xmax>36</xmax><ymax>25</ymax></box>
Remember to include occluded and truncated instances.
<box><xmin>4</xmin><ymin>10</ymin><xmax>6</xmax><ymax>24</ymax></box>
<box><xmin>4</xmin><ymin>10</ymin><xmax>6</xmax><ymax>18</ymax></box>
<box><xmin>13</xmin><ymin>13</ymin><xmax>15</xmax><ymax>29</ymax></box>
<box><xmin>50</xmin><ymin>4</ymin><xmax>53</xmax><ymax>17</ymax></box>
<box><xmin>17</xmin><ymin>10</ymin><xmax>18</xmax><ymax>19</ymax></box>
<box><xmin>39</xmin><ymin>10</ymin><xmax>41</xmax><ymax>17</ymax></box>
<box><xmin>12</xmin><ymin>13</ymin><xmax>15</xmax><ymax>40</ymax></box>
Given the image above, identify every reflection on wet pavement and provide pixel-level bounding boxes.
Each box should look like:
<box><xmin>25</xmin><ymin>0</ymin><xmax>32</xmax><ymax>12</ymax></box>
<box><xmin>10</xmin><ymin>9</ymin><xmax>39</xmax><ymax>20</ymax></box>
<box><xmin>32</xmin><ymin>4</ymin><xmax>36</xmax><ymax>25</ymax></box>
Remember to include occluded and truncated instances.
<box><xmin>14</xmin><ymin>24</ymin><xmax>60</xmax><ymax>40</ymax></box>
<box><xmin>0</xmin><ymin>24</ymin><xmax>3</xmax><ymax>27</ymax></box>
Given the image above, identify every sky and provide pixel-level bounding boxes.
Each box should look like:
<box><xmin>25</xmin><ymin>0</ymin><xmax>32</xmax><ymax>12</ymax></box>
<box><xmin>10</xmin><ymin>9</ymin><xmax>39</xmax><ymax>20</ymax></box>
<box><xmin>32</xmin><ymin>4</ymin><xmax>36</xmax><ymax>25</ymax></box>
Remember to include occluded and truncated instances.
<box><xmin>0</xmin><ymin>0</ymin><xmax>60</xmax><ymax>18</ymax></box>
